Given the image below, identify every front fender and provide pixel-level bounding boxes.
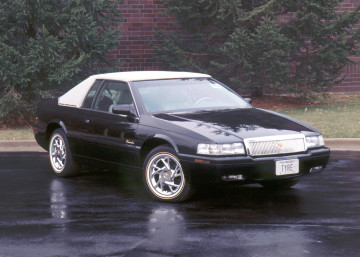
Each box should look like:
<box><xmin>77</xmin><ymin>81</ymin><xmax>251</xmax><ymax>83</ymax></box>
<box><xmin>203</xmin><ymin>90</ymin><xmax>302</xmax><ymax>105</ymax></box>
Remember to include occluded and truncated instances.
<box><xmin>153</xmin><ymin>134</ymin><xmax>179</xmax><ymax>153</ymax></box>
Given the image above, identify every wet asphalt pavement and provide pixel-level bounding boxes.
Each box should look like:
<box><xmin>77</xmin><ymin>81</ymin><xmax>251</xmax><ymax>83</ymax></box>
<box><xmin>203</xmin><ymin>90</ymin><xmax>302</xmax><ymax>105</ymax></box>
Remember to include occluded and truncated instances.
<box><xmin>0</xmin><ymin>151</ymin><xmax>359</xmax><ymax>257</ymax></box>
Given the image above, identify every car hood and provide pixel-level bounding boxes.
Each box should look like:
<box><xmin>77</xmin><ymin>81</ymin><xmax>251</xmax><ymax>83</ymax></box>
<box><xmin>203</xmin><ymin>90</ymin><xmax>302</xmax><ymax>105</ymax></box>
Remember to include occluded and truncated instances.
<box><xmin>153</xmin><ymin>108</ymin><xmax>316</xmax><ymax>143</ymax></box>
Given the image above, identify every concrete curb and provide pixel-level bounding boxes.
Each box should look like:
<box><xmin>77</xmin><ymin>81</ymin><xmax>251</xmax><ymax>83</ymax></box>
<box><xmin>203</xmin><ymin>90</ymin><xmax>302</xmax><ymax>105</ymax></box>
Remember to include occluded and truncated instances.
<box><xmin>0</xmin><ymin>138</ymin><xmax>359</xmax><ymax>152</ymax></box>
<box><xmin>0</xmin><ymin>140</ymin><xmax>46</xmax><ymax>152</ymax></box>
<box><xmin>324</xmin><ymin>138</ymin><xmax>360</xmax><ymax>151</ymax></box>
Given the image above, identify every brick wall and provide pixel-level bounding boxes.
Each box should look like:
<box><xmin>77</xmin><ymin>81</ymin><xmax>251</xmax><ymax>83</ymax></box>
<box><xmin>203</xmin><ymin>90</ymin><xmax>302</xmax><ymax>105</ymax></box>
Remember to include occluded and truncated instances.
<box><xmin>335</xmin><ymin>0</ymin><xmax>360</xmax><ymax>92</ymax></box>
<box><xmin>111</xmin><ymin>0</ymin><xmax>360</xmax><ymax>91</ymax></box>
<box><xmin>108</xmin><ymin>0</ymin><xmax>179</xmax><ymax>71</ymax></box>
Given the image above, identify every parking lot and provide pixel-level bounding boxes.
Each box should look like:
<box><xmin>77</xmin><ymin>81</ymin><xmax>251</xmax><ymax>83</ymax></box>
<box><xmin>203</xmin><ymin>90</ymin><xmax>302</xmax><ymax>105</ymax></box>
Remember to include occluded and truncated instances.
<box><xmin>0</xmin><ymin>151</ymin><xmax>359</xmax><ymax>257</ymax></box>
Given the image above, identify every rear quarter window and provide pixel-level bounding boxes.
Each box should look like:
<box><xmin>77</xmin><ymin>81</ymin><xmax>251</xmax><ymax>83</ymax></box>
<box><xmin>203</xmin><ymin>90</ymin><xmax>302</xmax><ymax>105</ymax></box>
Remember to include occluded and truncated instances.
<box><xmin>82</xmin><ymin>80</ymin><xmax>102</xmax><ymax>108</ymax></box>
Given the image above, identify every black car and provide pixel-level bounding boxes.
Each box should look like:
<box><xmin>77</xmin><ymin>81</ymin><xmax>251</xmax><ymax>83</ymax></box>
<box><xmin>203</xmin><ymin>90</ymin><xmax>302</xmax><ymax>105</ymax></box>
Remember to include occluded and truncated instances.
<box><xmin>33</xmin><ymin>71</ymin><xmax>330</xmax><ymax>202</ymax></box>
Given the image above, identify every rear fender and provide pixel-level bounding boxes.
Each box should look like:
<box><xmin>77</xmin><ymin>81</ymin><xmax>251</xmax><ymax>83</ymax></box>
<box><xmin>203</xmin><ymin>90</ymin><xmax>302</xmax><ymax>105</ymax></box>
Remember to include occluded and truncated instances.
<box><xmin>46</xmin><ymin>120</ymin><xmax>68</xmax><ymax>137</ymax></box>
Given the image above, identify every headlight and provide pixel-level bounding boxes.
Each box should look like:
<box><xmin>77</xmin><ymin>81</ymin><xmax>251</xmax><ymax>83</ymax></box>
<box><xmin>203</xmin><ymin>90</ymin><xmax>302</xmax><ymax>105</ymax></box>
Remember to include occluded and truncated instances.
<box><xmin>197</xmin><ymin>143</ymin><xmax>245</xmax><ymax>155</ymax></box>
<box><xmin>305</xmin><ymin>135</ymin><xmax>324</xmax><ymax>148</ymax></box>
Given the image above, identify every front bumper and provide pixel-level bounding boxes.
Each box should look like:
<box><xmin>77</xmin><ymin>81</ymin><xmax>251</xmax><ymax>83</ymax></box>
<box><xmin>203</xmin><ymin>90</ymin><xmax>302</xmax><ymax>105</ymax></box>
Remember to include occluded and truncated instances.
<box><xmin>179</xmin><ymin>147</ymin><xmax>330</xmax><ymax>184</ymax></box>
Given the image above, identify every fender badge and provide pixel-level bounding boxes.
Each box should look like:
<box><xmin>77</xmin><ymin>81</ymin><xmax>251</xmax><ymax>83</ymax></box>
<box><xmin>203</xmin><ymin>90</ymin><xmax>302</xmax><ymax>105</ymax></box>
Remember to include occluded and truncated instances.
<box><xmin>126</xmin><ymin>139</ymin><xmax>134</xmax><ymax>145</ymax></box>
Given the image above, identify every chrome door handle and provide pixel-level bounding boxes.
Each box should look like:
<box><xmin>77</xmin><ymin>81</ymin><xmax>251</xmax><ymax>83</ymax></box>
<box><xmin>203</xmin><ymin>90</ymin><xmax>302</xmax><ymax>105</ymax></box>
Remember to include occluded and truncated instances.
<box><xmin>85</xmin><ymin>119</ymin><xmax>91</xmax><ymax>124</ymax></box>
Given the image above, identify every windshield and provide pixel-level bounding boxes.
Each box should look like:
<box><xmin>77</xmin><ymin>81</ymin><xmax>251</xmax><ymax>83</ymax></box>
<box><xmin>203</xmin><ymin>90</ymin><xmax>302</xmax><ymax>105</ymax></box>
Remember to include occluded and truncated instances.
<box><xmin>133</xmin><ymin>78</ymin><xmax>250</xmax><ymax>113</ymax></box>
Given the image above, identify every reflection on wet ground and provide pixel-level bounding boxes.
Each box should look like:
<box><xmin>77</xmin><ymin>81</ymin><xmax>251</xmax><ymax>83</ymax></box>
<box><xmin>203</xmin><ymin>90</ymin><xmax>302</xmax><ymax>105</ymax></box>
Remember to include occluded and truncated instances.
<box><xmin>0</xmin><ymin>151</ymin><xmax>359</xmax><ymax>256</ymax></box>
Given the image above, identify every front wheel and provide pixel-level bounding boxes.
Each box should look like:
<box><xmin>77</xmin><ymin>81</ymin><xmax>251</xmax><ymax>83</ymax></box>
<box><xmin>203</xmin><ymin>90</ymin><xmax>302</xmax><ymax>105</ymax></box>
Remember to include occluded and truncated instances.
<box><xmin>49</xmin><ymin>128</ymin><xmax>79</xmax><ymax>177</ymax></box>
<box><xmin>143</xmin><ymin>146</ymin><xmax>193</xmax><ymax>202</ymax></box>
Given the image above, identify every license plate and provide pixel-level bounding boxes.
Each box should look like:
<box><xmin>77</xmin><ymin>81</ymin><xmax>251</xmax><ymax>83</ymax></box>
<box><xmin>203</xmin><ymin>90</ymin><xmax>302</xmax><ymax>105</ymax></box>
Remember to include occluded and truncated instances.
<box><xmin>276</xmin><ymin>159</ymin><xmax>299</xmax><ymax>176</ymax></box>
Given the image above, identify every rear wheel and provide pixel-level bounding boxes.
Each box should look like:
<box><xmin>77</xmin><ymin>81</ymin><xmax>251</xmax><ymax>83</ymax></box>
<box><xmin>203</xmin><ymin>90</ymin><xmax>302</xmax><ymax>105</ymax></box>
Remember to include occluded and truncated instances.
<box><xmin>143</xmin><ymin>145</ymin><xmax>193</xmax><ymax>202</ymax></box>
<box><xmin>260</xmin><ymin>179</ymin><xmax>298</xmax><ymax>189</ymax></box>
<box><xmin>49</xmin><ymin>128</ymin><xmax>79</xmax><ymax>177</ymax></box>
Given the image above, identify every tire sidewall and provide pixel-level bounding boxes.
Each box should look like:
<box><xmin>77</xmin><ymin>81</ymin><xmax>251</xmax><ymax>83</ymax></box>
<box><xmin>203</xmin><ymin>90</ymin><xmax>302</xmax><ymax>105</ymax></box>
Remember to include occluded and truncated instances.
<box><xmin>49</xmin><ymin>128</ymin><xmax>77</xmax><ymax>177</ymax></box>
<box><xmin>143</xmin><ymin>145</ymin><xmax>192</xmax><ymax>202</ymax></box>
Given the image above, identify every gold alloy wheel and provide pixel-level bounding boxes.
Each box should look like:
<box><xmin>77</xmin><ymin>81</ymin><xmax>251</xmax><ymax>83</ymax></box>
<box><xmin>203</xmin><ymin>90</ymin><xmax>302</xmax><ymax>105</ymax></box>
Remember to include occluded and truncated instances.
<box><xmin>146</xmin><ymin>152</ymin><xmax>185</xmax><ymax>199</ymax></box>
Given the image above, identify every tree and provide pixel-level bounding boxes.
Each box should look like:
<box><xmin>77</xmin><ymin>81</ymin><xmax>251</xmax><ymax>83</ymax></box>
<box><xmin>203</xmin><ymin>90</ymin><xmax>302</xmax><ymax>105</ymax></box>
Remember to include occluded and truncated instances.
<box><xmin>153</xmin><ymin>0</ymin><xmax>360</xmax><ymax>96</ymax></box>
<box><xmin>0</xmin><ymin>0</ymin><xmax>122</xmax><ymax>123</ymax></box>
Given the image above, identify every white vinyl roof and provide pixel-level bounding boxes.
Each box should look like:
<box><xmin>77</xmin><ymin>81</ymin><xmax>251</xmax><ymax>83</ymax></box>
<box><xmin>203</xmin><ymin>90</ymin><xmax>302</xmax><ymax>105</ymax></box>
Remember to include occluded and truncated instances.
<box><xmin>58</xmin><ymin>71</ymin><xmax>211</xmax><ymax>108</ymax></box>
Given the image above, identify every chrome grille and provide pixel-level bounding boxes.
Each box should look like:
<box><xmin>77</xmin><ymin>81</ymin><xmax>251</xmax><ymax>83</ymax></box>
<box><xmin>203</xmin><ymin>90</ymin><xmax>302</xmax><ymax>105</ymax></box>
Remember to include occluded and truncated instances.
<box><xmin>244</xmin><ymin>135</ymin><xmax>306</xmax><ymax>156</ymax></box>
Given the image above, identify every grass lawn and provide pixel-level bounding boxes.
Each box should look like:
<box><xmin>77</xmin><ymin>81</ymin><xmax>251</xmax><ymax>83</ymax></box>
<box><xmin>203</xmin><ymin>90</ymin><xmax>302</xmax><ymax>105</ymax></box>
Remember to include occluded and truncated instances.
<box><xmin>251</xmin><ymin>92</ymin><xmax>360</xmax><ymax>138</ymax></box>
<box><xmin>0</xmin><ymin>128</ymin><xmax>33</xmax><ymax>140</ymax></box>
<box><xmin>281</xmin><ymin>104</ymin><xmax>360</xmax><ymax>138</ymax></box>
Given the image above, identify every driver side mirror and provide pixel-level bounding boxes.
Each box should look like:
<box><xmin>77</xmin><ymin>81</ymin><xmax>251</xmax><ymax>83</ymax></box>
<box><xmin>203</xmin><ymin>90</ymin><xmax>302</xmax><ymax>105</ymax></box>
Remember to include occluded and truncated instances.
<box><xmin>112</xmin><ymin>104</ymin><xmax>137</xmax><ymax>118</ymax></box>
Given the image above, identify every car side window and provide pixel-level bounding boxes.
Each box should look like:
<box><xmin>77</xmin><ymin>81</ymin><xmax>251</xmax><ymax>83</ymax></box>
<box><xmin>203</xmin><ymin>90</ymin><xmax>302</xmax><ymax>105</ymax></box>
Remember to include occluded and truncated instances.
<box><xmin>82</xmin><ymin>80</ymin><xmax>102</xmax><ymax>109</ymax></box>
<box><xmin>93</xmin><ymin>81</ymin><xmax>133</xmax><ymax>113</ymax></box>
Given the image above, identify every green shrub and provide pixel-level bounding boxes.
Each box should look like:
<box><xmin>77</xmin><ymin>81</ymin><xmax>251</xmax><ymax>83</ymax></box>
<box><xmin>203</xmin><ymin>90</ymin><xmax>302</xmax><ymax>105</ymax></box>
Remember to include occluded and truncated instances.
<box><xmin>0</xmin><ymin>0</ymin><xmax>123</xmax><ymax>123</ymax></box>
<box><xmin>154</xmin><ymin>0</ymin><xmax>360</xmax><ymax>96</ymax></box>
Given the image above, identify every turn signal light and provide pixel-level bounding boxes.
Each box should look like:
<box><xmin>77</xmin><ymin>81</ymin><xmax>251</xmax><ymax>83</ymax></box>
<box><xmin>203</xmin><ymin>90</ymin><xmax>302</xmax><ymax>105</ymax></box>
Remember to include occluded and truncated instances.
<box><xmin>310</xmin><ymin>166</ymin><xmax>323</xmax><ymax>173</ymax></box>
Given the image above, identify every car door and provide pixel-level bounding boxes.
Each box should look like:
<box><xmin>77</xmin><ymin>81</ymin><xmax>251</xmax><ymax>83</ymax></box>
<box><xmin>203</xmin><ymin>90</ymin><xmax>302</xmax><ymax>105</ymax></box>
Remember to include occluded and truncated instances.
<box><xmin>63</xmin><ymin>80</ymin><xmax>103</xmax><ymax>156</ymax></box>
<box><xmin>81</xmin><ymin>80</ymin><xmax>140</xmax><ymax>167</ymax></box>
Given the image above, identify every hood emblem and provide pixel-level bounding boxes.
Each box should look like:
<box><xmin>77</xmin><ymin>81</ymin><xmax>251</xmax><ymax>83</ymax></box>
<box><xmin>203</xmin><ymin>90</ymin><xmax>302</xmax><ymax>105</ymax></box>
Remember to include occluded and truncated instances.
<box><xmin>274</xmin><ymin>141</ymin><xmax>284</xmax><ymax>149</ymax></box>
